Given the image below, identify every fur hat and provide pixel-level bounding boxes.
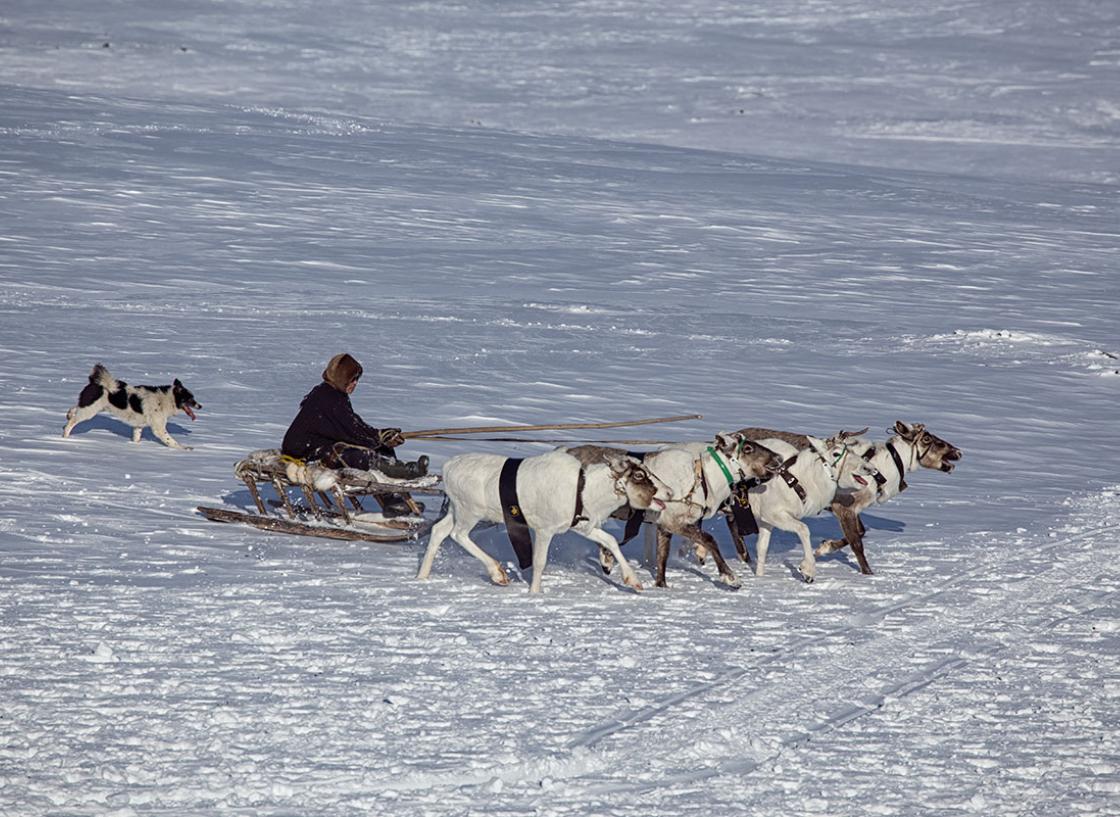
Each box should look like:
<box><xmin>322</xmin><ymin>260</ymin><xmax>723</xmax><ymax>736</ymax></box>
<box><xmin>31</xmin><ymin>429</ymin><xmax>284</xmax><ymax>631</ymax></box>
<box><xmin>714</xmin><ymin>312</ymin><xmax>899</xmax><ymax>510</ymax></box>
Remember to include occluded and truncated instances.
<box><xmin>322</xmin><ymin>353</ymin><xmax>363</xmax><ymax>391</ymax></box>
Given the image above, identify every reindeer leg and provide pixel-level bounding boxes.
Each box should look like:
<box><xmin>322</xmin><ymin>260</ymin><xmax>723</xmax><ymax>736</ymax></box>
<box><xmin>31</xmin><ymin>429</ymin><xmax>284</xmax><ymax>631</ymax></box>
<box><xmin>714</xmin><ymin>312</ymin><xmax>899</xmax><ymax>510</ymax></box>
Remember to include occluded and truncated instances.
<box><xmin>598</xmin><ymin>545</ymin><xmax>616</xmax><ymax>575</ymax></box>
<box><xmin>755</xmin><ymin>525</ymin><xmax>773</xmax><ymax>577</ymax></box>
<box><xmin>818</xmin><ymin>504</ymin><xmax>855</xmax><ymax>556</ymax></box>
<box><xmin>529</xmin><ymin>531</ymin><xmax>555</xmax><ymax>594</ymax></box>
<box><xmin>820</xmin><ymin>507</ymin><xmax>873</xmax><ymax>574</ymax></box>
<box><xmin>654</xmin><ymin>527</ymin><xmax>672</xmax><ymax>588</ymax></box>
<box><xmin>771</xmin><ymin>513</ymin><xmax>816</xmax><ymax>583</ymax></box>
<box><xmin>847</xmin><ymin>512</ymin><xmax>873</xmax><ymax>575</ymax></box>
<box><xmin>683</xmin><ymin>523</ymin><xmax>739</xmax><ymax>588</ymax></box>
<box><xmin>578</xmin><ymin>527</ymin><xmax>641</xmax><ymax>592</ymax></box>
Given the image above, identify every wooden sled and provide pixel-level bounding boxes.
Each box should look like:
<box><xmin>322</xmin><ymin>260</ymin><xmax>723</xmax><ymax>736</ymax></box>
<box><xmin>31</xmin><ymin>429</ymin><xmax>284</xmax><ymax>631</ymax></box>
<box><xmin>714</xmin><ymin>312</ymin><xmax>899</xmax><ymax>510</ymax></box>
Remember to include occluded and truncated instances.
<box><xmin>197</xmin><ymin>448</ymin><xmax>444</xmax><ymax>544</ymax></box>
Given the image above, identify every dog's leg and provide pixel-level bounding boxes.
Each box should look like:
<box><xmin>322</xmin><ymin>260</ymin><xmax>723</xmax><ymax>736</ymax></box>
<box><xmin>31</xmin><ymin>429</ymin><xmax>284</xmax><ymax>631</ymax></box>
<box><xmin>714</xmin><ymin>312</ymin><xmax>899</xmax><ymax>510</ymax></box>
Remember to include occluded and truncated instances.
<box><xmin>62</xmin><ymin>403</ymin><xmax>102</xmax><ymax>438</ymax></box>
<box><xmin>149</xmin><ymin>418</ymin><xmax>190</xmax><ymax>450</ymax></box>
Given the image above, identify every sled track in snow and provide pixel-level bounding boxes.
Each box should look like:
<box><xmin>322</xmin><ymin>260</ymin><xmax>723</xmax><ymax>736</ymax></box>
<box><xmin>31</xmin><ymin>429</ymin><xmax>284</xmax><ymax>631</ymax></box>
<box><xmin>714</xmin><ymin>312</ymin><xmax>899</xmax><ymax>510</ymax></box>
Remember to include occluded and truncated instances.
<box><xmin>378</xmin><ymin>517</ymin><xmax>1120</xmax><ymax>805</ymax></box>
<box><xmin>567</xmin><ymin>521</ymin><xmax>1120</xmax><ymax>753</ymax></box>
<box><xmin>544</xmin><ymin>520</ymin><xmax>1120</xmax><ymax>802</ymax></box>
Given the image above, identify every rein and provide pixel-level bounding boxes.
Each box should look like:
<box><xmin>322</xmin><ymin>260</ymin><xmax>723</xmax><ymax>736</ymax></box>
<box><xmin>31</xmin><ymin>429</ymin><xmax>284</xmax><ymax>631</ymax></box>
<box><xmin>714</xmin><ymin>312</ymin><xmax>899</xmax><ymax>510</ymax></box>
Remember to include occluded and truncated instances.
<box><xmin>885</xmin><ymin>442</ymin><xmax>910</xmax><ymax>492</ymax></box>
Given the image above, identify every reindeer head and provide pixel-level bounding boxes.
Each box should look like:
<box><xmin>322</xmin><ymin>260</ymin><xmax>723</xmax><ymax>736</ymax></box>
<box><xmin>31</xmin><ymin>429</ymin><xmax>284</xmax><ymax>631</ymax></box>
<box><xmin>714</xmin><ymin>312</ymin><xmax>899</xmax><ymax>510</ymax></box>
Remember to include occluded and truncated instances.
<box><xmin>713</xmin><ymin>432</ymin><xmax>783</xmax><ymax>482</ymax></box>
<box><xmin>816</xmin><ymin>432</ymin><xmax>880</xmax><ymax>491</ymax></box>
<box><xmin>894</xmin><ymin>421</ymin><xmax>962</xmax><ymax>473</ymax></box>
<box><xmin>611</xmin><ymin>458</ymin><xmax>669</xmax><ymax>511</ymax></box>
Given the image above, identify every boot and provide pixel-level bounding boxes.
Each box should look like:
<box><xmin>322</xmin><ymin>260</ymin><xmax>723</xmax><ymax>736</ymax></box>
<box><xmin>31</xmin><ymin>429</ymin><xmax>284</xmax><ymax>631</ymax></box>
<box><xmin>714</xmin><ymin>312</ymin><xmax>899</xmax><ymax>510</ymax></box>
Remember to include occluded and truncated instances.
<box><xmin>382</xmin><ymin>496</ymin><xmax>426</xmax><ymax>518</ymax></box>
<box><xmin>371</xmin><ymin>454</ymin><xmax>428</xmax><ymax>480</ymax></box>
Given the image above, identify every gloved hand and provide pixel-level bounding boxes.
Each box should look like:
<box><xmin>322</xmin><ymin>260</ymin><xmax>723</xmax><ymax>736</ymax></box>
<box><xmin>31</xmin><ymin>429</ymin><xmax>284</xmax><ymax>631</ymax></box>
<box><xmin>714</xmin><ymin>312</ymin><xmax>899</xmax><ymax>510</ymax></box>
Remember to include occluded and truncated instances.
<box><xmin>377</xmin><ymin>427</ymin><xmax>405</xmax><ymax>448</ymax></box>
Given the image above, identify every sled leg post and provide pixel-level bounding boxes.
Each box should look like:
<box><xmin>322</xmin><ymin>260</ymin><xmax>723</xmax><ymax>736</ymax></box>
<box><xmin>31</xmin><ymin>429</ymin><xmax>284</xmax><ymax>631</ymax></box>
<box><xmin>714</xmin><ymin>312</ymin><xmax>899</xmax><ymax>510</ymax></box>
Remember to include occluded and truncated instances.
<box><xmin>332</xmin><ymin>487</ymin><xmax>352</xmax><ymax>524</ymax></box>
<box><xmin>272</xmin><ymin>479</ymin><xmax>296</xmax><ymax>519</ymax></box>
<box><xmin>243</xmin><ymin>477</ymin><xmax>267</xmax><ymax>515</ymax></box>
<box><xmin>348</xmin><ymin>496</ymin><xmax>364</xmax><ymax>512</ymax></box>
<box><xmin>404</xmin><ymin>495</ymin><xmax>422</xmax><ymax>515</ymax></box>
<box><xmin>300</xmin><ymin>486</ymin><xmax>322</xmax><ymax>519</ymax></box>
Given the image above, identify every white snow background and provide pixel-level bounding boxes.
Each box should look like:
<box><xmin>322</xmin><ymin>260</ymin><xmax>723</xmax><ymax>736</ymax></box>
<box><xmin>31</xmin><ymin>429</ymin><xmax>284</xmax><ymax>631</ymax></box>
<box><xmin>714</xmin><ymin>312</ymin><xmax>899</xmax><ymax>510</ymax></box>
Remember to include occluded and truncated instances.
<box><xmin>2</xmin><ymin>1</ymin><xmax>1119</xmax><ymax>814</ymax></box>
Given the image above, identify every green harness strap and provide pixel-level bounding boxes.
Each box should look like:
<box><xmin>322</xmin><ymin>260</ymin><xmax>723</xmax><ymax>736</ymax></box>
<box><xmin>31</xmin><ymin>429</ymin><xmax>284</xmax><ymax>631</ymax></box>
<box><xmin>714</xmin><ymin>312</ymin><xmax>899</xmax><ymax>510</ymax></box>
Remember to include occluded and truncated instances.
<box><xmin>706</xmin><ymin>446</ymin><xmax>736</xmax><ymax>488</ymax></box>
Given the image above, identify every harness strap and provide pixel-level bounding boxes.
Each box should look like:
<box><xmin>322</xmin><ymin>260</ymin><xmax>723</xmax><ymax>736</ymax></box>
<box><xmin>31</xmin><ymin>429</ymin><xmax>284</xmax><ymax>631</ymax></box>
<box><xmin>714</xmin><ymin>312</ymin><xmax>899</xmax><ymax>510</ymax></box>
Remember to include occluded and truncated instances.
<box><xmin>706</xmin><ymin>446</ymin><xmax>737</xmax><ymax>488</ymax></box>
<box><xmin>722</xmin><ymin>481</ymin><xmax>760</xmax><ymax>536</ymax></box>
<box><xmin>862</xmin><ymin>447</ymin><xmax>888</xmax><ymax>493</ymax></box>
<box><xmin>498</xmin><ymin>458</ymin><xmax>534</xmax><ymax>570</ymax></box>
<box><xmin>778</xmin><ymin>453</ymin><xmax>808</xmax><ymax>502</ymax></box>
<box><xmin>571</xmin><ymin>467</ymin><xmax>588</xmax><ymax>528</ymax></box>
<box><xmin>885</xmin><ymin>442</ymin><xmax>909</xmax><ymax>492</ymax></box>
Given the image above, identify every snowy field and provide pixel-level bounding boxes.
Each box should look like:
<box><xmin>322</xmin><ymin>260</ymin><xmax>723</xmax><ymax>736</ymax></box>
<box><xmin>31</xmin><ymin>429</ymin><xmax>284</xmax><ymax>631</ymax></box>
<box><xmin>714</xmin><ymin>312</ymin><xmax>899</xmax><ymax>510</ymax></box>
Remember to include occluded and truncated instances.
<box><xmin>2</xmin><ymin>2</ymin><xmax>1119</xmax><ymax>815</ymax></box>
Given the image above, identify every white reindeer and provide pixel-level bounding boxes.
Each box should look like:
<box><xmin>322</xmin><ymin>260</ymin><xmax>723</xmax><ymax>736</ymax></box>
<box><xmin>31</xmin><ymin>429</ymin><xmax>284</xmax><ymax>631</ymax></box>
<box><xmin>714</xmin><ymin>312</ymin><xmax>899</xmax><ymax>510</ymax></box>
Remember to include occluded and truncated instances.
<box><xmin>747</xmin><ymin>434</ymin><xmax>879</xmax><ymax>583</ymax></box>
<box><xmin>417</xmin><ymin>449</ymin><xmax>668</xmax><ymax>593</ymax></box>
<box><xmin>815</xmin><ymin>421</ymin><xmax>962</xmax><ymax>574</ymax></box>
<box><xmin>572</xmin><ymin>433</ymin><xmax>783</xmax><ymax>588</ymax></box>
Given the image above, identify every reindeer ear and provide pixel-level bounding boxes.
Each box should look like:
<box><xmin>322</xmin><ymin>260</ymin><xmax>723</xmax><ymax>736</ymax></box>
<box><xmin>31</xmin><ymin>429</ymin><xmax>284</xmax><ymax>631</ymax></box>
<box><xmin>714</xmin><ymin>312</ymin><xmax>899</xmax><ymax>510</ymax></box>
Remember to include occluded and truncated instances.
<box><xmin>894</xmin><ymin>420</ymin><xmax>912</xmax><ymax>436</ymax></box>
<box><xmin>174</xmin><ymin>379</ymin><xmax>182</xmax><ymax>387</ymax></box>
<box><xmin>720</xmin><ymin>432</ymin><xmax>748</xmax><ymax>453</ymax></box>
<box><xmin>841</xmin><ymin>427</ymin><xmax>870</xmax><ymax>440</ymax></box>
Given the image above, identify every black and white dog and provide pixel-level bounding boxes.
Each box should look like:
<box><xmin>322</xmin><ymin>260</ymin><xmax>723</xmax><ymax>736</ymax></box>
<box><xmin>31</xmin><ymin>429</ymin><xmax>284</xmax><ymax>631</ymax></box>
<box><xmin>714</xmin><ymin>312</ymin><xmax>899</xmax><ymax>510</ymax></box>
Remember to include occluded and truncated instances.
<box><xmin>63</xmin><ymin>364</ymin><xmax>202</xmax><ymax>450</ymax></box>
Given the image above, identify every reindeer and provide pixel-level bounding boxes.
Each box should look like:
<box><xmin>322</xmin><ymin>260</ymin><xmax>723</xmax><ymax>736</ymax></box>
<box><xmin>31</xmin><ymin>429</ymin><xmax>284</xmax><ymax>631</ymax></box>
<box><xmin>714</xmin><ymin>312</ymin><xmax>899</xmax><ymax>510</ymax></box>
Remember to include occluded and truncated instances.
<box><xmin>815</xmin><ymin>421</ymin><xmax>962</xmax><ymax>574</ymax></box>
<box><xmin>737</xmin><ymin>433</ymin><xmax>880</xmax><ymax>583</ymax></box>
<box><xmin>569</xmin><ymin>433</ymin><xmax>782</xmax><ymax>588</ymax></box>
<box><xmin>417</xmin><ymin>449</ymin><xmax>669</xmax><ymax>593</ymax></box>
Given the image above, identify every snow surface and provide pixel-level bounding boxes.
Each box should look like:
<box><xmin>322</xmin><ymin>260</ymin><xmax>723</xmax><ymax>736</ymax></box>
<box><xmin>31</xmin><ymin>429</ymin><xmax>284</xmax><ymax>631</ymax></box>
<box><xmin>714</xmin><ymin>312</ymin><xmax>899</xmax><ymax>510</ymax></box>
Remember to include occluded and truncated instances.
<box><xmin>2</xmin><ymin>1</ymin><xmax>1118</xmax><ymax>814</ymax></box>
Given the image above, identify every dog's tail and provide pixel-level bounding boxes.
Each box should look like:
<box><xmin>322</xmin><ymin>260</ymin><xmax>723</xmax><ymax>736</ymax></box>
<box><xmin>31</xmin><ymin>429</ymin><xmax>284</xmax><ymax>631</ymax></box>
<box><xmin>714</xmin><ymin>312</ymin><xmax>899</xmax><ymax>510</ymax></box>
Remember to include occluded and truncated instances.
<box><xmin>90</xmin><ymin>363</ymin><xmax>117</xmax><ymax>391</ymax></box>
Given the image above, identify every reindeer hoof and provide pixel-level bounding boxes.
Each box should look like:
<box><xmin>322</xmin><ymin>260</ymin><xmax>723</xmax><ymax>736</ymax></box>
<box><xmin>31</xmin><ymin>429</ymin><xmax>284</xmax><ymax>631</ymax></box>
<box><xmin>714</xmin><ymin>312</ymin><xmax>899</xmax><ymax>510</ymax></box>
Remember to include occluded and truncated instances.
<box><xmin>816</xmin><ymin>539</ymin><xmax>841</xmax><ymax>556</ymax></box>
<box><xmin>492</xmin><ymin>566</ymin><xmax>510</xmax><ymax>586</ymax></box>
<box><xmin>720</xmin><ymin>573</ymin><xmax>741</xmax><ymax>589</ymax></box>
<box><xmin>802</xmin><ymin>573</ymin><xmax>815</xmax><ymax>584</ymax></box>
<box><xmin>624</xmin><ymin>577</ymin><xmax>644</xmax><ymax>593</ymax></box>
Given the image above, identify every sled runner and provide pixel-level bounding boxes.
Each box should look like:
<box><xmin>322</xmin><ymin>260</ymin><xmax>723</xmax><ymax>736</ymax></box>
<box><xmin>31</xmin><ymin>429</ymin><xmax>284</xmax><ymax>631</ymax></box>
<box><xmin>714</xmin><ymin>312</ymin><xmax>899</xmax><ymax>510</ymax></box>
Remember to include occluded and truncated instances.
<box><xmin>197</xmin><ymin>448</ymin><xmax>444</xmax><ymax>543</ymax></box>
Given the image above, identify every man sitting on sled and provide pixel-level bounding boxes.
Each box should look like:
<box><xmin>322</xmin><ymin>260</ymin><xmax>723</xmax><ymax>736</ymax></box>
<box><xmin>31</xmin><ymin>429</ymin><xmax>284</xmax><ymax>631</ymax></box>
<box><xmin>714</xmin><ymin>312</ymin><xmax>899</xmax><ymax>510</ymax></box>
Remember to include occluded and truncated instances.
<box><xmin>282</xmin><ymin>352</ymin><xmax>428</xmax><ymax>517</ymax></box>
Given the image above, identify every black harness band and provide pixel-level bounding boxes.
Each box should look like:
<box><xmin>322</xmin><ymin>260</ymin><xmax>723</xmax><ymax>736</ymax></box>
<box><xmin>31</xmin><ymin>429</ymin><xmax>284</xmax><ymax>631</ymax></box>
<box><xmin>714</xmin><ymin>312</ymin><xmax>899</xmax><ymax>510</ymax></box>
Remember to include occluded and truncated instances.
<box><xmin>725</xmin><ymin>482</ymin><xmax>759</xmax><ymax>535</ymax></box>
<box><xmin>885</xmin><ymin>442</ymin><xmax>909</xmax><ymax>492</ymax></box>
<box><xmin>777</xmin><ymin>454</ymin><xmax>808</xmax><ymax>502</ymax></box>
<box><xmin>863</xmin><ymin>447</ymin><xmax>888</xmax><ymax>491</ymax></box>
<box><xmin>499</xmin><ymin>458</ymin><xmax>588</xmax><ymax>569</ymax></box>
<box><xmin>499</xmin><ymin>458</ymin><xmax>534</xmax><ymax>569</ymax></box>
<box><xmin>571</xmin><ymin>467</ymin><xmax>587</xmax><ymax>528</ymax></box>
